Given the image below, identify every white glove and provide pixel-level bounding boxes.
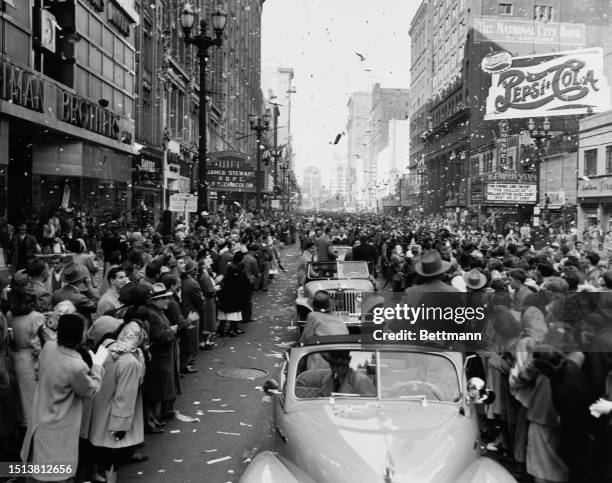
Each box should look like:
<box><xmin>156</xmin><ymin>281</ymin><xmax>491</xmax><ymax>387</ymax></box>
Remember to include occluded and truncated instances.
<box><xmin>91</xmin><ymin>345</ymin><xmax>109</xmax><ymax>367</ymax></box>
<box><xmin>589</xmin><ymin>398</ymin><xmax>612</xmax><ymax>418</ymax></box>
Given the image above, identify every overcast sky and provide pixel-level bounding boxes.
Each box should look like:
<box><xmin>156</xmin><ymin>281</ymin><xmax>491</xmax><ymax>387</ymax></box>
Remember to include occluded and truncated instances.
<box><xmin>261</xmin><ymin>0</ymin><xmax>420</xmax><ymax>184</ymax></box>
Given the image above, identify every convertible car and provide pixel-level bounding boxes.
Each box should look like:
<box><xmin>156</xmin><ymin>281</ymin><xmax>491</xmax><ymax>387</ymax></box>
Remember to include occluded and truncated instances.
<box><xmin>239</xmin><ymin>336</ymin><xmax>516</xmax><ymax>483</ymax></box>
<box><xmin>296</xmin><ymin>261</ymin><xmax>384</xmax><ymax>332</ymax></box>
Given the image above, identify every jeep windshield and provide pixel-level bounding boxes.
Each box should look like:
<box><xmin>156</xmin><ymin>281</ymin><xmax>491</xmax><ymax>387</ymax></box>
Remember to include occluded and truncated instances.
<box><xmin>294</xmin><ymin>349</ymin><xmax>460</xmax><ymax>402</ymax></box>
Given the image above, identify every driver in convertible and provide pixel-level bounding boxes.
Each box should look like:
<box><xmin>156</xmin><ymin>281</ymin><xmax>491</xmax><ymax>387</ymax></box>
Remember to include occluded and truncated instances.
<box><xmin>296</xmin><ymin>351</ymin><xmax>375</xmax><ymax>397</ymax></box>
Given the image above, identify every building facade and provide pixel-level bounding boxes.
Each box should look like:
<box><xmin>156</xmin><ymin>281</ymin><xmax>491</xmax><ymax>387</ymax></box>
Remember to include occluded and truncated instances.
<box><xmin>1</xmin><ymin>0</ymin><xmax>138</xmax><ymax>224</ymax></box>
<box><xmin>368</xmin><ymin>83</ymin><xmax>410</xmax><ymax>209</ymax></box>
<box><xmin>577</xmin><ymin>110</ymin><xmax>612</xmax><ymax>234</ymax></box>
<box><xmin>408</xmin><ymin>0</ymin><xmax>431</xmax><ymax>211</ymax></box>
<box><xmin>346</xmin><ymin>91</ymin><xmax>372</xmax><ymax>210</ymax></box>
<box><xmin>410</xmin><ymin>0</ymin><xmax>612</xmax><ymax>228</ymax></box>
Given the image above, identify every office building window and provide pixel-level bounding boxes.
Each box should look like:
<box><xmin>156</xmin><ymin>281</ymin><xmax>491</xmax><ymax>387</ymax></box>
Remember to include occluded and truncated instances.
<box><xmin>585</xmin><ymin>149</ymin><xmax>597</xmax><ymax>175</ymax></box>
<box><xmin>606</xmin><ymin>146</ymin><xmax>612</xmax><ymax>174</ymax></box>
<box><xmin>534</xmin><ymin>5</ymin><xmax>553</xmax><ymax>21</ymax></box>
<box><xmin>498</xmin><ymin>3</ymin><xmax>513</xmax><ymax>15</ymax></box>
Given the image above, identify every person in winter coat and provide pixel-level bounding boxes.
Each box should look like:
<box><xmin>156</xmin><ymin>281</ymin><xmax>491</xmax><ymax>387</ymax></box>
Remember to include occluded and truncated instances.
<box><xmin>0</xmin><ymin>310</ymin><xmax>19</xmax><ymax>461</ymax></box>
<box><xmin>198</xmin><ymin>253</ymin><xmax>218</xmax><ymax>349</ymax></box>
<box><xmin>21</xmin><ymin>313</ymin><xmax>107</xmax><ymax>482</ymax></box>
<box><xmin>178</xmin><ymin>258</ymin><xmax>204</xmax><ymax>369</ymax></box>
<box><xmin>88</xmin><ymin>321</ymin><xmax>147</xmax><ymax>483</ymax></box>
<box><xmin>217</xmin><ymin>264</ymin><xmax>250</xmax><ymax>337</ymax></box>
<box><xmin>8</xmin><ymin>279</ymin><xmax>53</xmax><ymax>428</ymax></box>
<box><xmin>140</xmin><ymin>283</ymin><xmax>178</xmax><ymax>432</ymax></box>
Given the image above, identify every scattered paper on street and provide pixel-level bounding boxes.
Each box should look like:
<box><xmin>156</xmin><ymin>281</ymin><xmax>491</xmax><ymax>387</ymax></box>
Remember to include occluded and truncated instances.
<box><xmin>207</xmin><ymin>456</ymin><xmax>231</xmax><ymax>465</ymax></box>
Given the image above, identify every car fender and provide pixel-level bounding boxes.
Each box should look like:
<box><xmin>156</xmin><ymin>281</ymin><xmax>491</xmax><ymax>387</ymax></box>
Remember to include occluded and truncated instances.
<box><xmin>239</xmin><ymin>451</ymin><xmax>317</xmax><ymax>483</ymax></box>
<box><xmin>455</xmin><ymin>457</ymin><xmax>516</xmax><ymax>483</ymax></box>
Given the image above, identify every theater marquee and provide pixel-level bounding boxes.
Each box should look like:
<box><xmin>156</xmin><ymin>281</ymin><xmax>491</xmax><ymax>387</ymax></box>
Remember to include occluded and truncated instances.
<box><xmin>484</xmin><ymin>47</ymin><xmax>610</xmax><ymax>120</ymax></box>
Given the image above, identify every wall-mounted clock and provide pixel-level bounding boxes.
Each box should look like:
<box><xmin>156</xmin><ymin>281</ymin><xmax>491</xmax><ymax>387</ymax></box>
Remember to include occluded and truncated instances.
<box><xmin>41</xmin><ymin>9</ymin><xmax>57</xmax><ymax>53</ymax></box>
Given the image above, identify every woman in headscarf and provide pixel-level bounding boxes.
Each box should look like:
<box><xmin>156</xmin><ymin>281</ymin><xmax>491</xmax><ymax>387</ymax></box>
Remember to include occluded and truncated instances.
<box><xmin>88</xmin><ymin>321</ymin><xmax>147</xmax><ymax>482</ymax></box>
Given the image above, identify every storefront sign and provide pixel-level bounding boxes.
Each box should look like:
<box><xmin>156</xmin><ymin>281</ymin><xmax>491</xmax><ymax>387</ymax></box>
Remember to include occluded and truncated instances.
<box><xmin>132</xmin><ymin>155</ymin><xmax>162</xmax><ymax>187</ymax></box>
<box><xmin>499</xmin><ymin>120</ymin><xmax>508</xmax><ymax>168</ymax></box>
<box><xmin>0</xmin><ymin>62</ymin><xmax>44</xmax><ymax>112</ymax></box>
<box><xmin>484</xmin><ymin>48</ymin><xmax>610</xmax><ymax>120</ymax></box>
<box><xmin>169</xmin><ymin>193</ymin><xmax>197</xmax><ymax>212</ymax></box>
<box><xmin>207</xmin><ymin>153</ymin><xmax>256</xmax><ymax>191</ymax></box>
<box><xmin>578</xmin><ymin>178</ymin><xmax>612</xmax><ymax>198</ymax></box>
<box><xmin>476</xmin><ymin>172</ymin><xmax>536</xmax><ymax>183</ymax></box>
<box><xmin>271</xmin><ymin>199</ymin><xmax>280</xmax><ymax>209</ymax></box>
<box><xmin>58</xmin><ymin>90</ymin><xmax>121</xmax><ymax>139</ymax></box>
<box><xmin>474</xmin><ymin>17</ymin><xmax>585</xmax><ymax>46</ymax></box>
<box><xmin>487</xmin><ymin>183</ymin><xmax>537</xmax><ymax>203</ymax></box>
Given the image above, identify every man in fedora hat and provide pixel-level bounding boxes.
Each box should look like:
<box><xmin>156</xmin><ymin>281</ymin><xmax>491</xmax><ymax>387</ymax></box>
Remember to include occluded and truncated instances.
<box><xmin>401</xmin><ymin>250</ymin><xmax>463</xmax><ymax>328</ymax></box>
<box><xmin>143</xmin><ymin>283</ymin><xmax>179</xmax><ymax>430</ymax></box>
<box><xmin>51</xmin><ymin>262</ymin><xmax>98</xmax><ymax>322</ymax></box>
<box><xmin>463</xmin><ymin>268</ymin><xmax>488</xmax><ymax>292</ymax></box>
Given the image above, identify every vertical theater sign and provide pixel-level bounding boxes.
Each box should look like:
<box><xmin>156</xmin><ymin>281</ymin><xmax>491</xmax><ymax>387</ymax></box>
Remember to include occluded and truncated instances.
<box><xmin>484</xmin><ymin>47</ymin><xmax>610</xmax><ymax>120</ymax></box>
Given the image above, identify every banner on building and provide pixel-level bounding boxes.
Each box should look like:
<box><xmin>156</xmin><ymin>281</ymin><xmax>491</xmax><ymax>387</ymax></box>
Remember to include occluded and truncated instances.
<box><xmin>208</xmin><ymin>151</ymin><xmax>257</xmax><ymax>192</ymax></box>
<box><xmin>484</xmin><ymin>47</ymin><xmax>610</xmax><ymax>120</ymax></box>
<box><xmin>169</xmin><ymin>193</ymin><xmax>198</xmax><ymax>212</ymax></box>
<box><xmin>474</xmin><ymin>16</ymin><xmax>586</xmax><ymax>46</ymax></box>
<box><xmin>486</xmin><ymin>183</ymin><xmax>537</xmax><ymax>203</ymax></box>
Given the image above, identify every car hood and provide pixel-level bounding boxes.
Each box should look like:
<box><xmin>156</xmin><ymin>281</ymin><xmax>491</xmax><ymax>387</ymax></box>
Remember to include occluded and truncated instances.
<box><xmin>284</xmin><ymin>401</ymin><xmax>478</xmax><ymax>483</ymax></box>
<box><xmin>304</xmin><ymin>279</ymin><xmax>373</xmax><ymax>294</ymax></box>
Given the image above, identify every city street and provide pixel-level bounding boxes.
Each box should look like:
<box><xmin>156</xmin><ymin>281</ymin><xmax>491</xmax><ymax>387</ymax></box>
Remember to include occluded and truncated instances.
<box><xmin>118</xmin><ymin>246</ymin><xmax>301</xmax><ymax>483</ymax></box>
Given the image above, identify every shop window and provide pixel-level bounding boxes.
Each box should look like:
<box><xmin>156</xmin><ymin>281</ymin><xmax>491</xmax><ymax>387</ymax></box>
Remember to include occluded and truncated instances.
<box><xmin>498</xmin><ymin>3</ymin><xmax>513</xmax><ymax>15</ymax></box>
<box><xmin>607</xmin><ymin>146</ymin><xmax>612</xmax><ymax>174</ymax></box>
<box><xmin>585</xmin><ymin>149</ymin><xmax>597</xmax><ymax>176</ymax></box>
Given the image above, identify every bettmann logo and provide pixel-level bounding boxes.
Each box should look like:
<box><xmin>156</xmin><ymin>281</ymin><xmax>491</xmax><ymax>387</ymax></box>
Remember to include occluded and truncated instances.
<box><xmin>495</xmin><ymin>58</ymin><xmax>599</xmax><ymax>112</ymax></box>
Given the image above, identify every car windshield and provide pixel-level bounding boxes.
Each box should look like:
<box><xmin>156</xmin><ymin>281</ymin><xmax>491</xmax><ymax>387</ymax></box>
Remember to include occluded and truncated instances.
<box><xmin>336</xmin><ymin>261</ymin><xmax>369</xmax><ymax>279</ymax></box>
<box><xmin>307</xmin><ymin>262</ymin><xmax>338</xmax><ymax>279</ymax></box>
<box><xmin>294</xmin><ymin>349</ymin><xmax>460</xmax><ymax>402</ymax></box>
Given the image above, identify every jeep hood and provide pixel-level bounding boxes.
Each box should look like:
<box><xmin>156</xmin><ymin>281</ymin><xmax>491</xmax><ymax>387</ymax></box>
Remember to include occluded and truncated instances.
<box><xmin>304</xmin><ymin>279</ymin><xmax>373</xmax><ymax>294</ymax></box>
<box><xmin>284</xmin><ymin>401</ymin><xmax>479</xmax><ymax>483</ymax></box>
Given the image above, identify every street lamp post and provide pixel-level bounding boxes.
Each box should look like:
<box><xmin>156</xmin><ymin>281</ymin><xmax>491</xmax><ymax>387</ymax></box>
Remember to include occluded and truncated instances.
<box><xmin>527</xmin><ymin>117</ymin><xmax>551</xmax><ymax>225</ymax></box>
<box><xmin>248</xmin><ymin>110</ymin><xmax>271</xmax><ymax>212</ymax></box>
<box><xmin>180</xmin><ymin>2</ymin><xmax>227</xmax><ymax>213</ymax></box>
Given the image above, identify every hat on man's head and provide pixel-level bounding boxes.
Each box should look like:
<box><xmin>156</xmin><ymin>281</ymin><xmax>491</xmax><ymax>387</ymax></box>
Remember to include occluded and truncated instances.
<box><xmin>312</xmin><ymin>290</ymin><xmax>332</xmax><ymax>313</ymax></box>
<box><xmin>61</xmin><ymin>263</ymin><xmax>86</xmax><ymax>285</ymax></box>
<box><xmin>415</xmin><ymin>250</ymin><xmax>451</xmax><ymax>278</ymax></box>
<box><xmin>463</xmin><ymin>268</ymin><xmax>487</xmax><ymax>290</ymax></box>
<box><xmin>184</xmin><ymin>258</ymin><xmax>198</xmax><ymax>274</ymax></box>
<box><xmin>151</xmin><ymin>283</ymin><xmax>172</xmax><ymax>299</ymax></box>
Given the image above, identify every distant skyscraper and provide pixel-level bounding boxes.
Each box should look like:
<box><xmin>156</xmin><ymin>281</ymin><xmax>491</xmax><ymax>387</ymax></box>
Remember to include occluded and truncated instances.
<box><xmin>346</xmin><ymin>92</ymin><xmax>372</xmax><ymax>209</ymax></box>
<box><xmin>302</xmin><ymin>166</ymin><xmax>322</xmax><ymax>210</ymax></box>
